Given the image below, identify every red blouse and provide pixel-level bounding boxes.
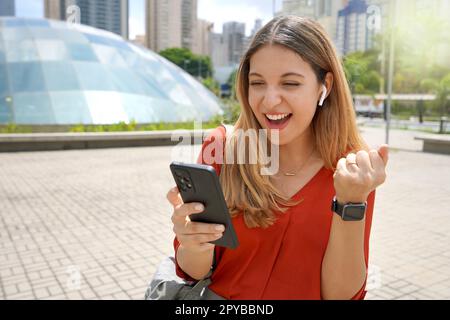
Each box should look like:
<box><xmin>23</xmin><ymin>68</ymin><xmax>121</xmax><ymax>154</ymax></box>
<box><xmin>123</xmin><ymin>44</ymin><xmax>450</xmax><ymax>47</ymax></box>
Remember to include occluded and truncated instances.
<box><xmin>173</xmin><ymin>126</ymin><xmax>375</xmax><ymax>300</ymax></box>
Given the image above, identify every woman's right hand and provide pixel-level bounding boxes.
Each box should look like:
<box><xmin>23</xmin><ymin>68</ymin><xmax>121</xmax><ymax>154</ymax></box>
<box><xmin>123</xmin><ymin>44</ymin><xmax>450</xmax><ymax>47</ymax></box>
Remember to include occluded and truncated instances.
<box><xmin>167</xmin><ymin>186</ymin><xmax>225</xmax><ymax>252</ymax></box>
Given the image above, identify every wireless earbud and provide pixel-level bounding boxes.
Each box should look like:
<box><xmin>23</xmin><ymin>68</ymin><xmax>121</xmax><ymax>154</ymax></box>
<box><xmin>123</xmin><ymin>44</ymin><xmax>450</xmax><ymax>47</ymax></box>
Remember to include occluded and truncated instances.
<box><xmin>318</xmin><ymin>84</ymin><xmax>327</xmax><ymax>106</ymax></box>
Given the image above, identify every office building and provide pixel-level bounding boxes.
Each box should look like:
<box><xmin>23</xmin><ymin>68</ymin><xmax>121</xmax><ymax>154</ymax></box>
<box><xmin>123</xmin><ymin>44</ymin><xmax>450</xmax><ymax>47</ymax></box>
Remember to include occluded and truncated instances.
<box><xmin>181</xmin><ymin>0</ymin><xmax>197</xmax><ymax>50</ymax></box>
<box><xmin>211</xmin><ymin>33</ymin><xmax>228</xmax><ymax>68</ymax></box>
<box><xmin>280</xmin><ymin>0</ymin><xmax>348</xmax><ymax>41</ymax></box>
<box><xmin>193</xmin><ymin>19</ymin><xmax>213</xmax><ymax>56</ymax></box>
<box><xmin>223</xmin><ymin>21</ymin><xmax>246</xmax><ymax>65</ymax></box>
<box><xmin>250</xmin><ymin>19</ymin><xmax>262</xmax><ymax>37</ymax></box>
<box><xmin>281</xmin><ymin>0</ymin><xmax>316</xmax><ymax>18</ymax></box>
<box><xmin>315</xmin><ymin>0</ymin><xmax>348</xmax><ymax>40</ymax></box>
<box><xmin>44</xmin><ymin>0</ymin><xmax>129</xmax><ymax>39</ymax></box>
<box><xmin>145</xmin><ymin>0</ymin><xmax>198</xmax><ymax>53</ymax></box>
<box><xmin>0</xmin><ymin>0</ymin><xmax>15</xmax><ymax>16</ymax></box>
<box><xmin>336</xmin><ymin>0</ymin><xmax>370</xmax><ymax>55</ymax></box>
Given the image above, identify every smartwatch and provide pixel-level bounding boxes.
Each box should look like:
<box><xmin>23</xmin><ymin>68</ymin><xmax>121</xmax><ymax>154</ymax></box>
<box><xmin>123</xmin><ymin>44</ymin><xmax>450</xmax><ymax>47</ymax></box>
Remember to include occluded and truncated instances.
<box><xmin>331</xmin><ymin>196</ymin><xmax>367</xmax><ymax>221</ymax></box>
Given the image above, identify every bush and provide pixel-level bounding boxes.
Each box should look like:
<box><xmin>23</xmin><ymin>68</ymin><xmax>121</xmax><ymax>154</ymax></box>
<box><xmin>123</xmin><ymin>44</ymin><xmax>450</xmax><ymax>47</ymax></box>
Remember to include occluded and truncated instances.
<box><xmin>68</xmin><ymin>119</ymin><xmax>222</xmax><ymax>133</ymax></box>
<box><xmin>0</xmin><ymin>123</ymin><xmax>32</xmax><ymax>133</ymax></box>
<box><xmin>69</xmin><ymin>120</ymin><xmax>137</xmax><ymax>132</ymax></box>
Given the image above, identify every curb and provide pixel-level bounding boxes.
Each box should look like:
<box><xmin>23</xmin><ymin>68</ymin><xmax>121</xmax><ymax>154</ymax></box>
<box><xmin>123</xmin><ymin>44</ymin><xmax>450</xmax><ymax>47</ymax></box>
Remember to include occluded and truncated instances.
<box><xmin>0</xmin><ymin>129</ymin><xmax>213</xmax><ymax>152</ymax></box>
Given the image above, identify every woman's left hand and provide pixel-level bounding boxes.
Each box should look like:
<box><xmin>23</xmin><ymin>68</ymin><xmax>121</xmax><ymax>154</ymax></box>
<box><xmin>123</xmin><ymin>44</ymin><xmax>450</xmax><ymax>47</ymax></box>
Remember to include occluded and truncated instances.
<box><xmin>333</xmin><ymin>144</ymin><xmax>389</xmax><ymax>204</ymax></box>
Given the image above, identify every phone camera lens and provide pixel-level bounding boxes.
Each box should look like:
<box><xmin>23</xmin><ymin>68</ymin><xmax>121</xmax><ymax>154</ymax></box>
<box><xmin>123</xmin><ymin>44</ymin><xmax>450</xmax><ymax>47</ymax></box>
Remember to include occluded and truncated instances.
<box><xmin>187</xmin><ymin>183</ymin><xmax>192</xmax><ymax>188</ymax></box>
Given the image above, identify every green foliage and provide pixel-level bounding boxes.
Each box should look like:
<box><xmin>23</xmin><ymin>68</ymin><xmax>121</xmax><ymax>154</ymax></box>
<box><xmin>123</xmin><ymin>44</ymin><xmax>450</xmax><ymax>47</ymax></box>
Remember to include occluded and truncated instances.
<box><xmin>202</xmin><ymin>98</ymin><xmax>241</xmax><ymax>126</ymax></box>
<box><xmin>343</xmin><ymin>51</ymin><xmax>381</xmax><ymax>94</ymax></box>
<box><xmin>202</xmin><ymin>77</ymin><xmax>220</xmax><ymax>96</ymax></box>
<box><xmin>0</xmin><ymin>123</ymin><xmax>32</xmax><ymax>133</ymax></box>
<box><xmin>221</xmin><ymin>99</ymin><xmax>241</xmax><ymax>124</ymax></box>
<box><xmin>436</xmin><ymin>74</ymin><xmax>450</xmax><ymax>116</ymax></box>
<box><xmin>341</xmin><ymin>10</ymin><xmax>450</xmax><ymax>120</ymax></box>
<box><xmin>441</xmin><ymin>74</ymin><xmax>450</xmax><ymax>89</ymax></box>
<box><xmin>419</xmin><ymin>79</ymin><xmax>439</xmax><ymax>94</ymax></box>
<box><xmin>227</xmin><ymin>69</ymin><xmax>238</xmax><ymax>99</ymax></box>
<box><xmin>159</xmin><ymin>47</ymin><xmax>213</xmax><ymax>79</ymax></box>
<box><xmin>68</xmin><ymin>120</ymin><xmax>222</xmax><ymax>133</ymax></box>
<box><xmin>389</xmin><ymin>11</ymin><xmax>450</xmax><ymax>94</ymax></box>
<box><xmin>70</xmin><ymin>120</ymin><xmax>138</xmax><ymax>132</ymax></box>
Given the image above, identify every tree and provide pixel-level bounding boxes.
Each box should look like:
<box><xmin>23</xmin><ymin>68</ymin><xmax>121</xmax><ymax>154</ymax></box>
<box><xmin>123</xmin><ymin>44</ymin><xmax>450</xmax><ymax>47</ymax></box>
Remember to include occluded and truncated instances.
<box><xmin>417</xmin><ymin>78</ymin><xmax>439</xmax><ymax>123</ymax></box>
<box><xmin>227</xmin><ymin>69</ymin><xmax>238</xmax><ymax>100</ymax></box>
<box><xmin>158</xmin><ymin>47</ymin><xmax>213</xmax><ymax>79</ymax></box>
<box><xmin>437</xmin><ymin>74</ymin><xmax>450</xmax><ymax>119</ymax></box>
<box><xmin>343</xmin><ymin>51</ymin><xmax>381</xmax><ymax>94</ymax></box>
<box><xmin>414</xmin><ymin>75</ymin><xmax>450</xmax><ymax>123</ymax></box>
<box><xmin>202</xmin><ymin>77</ymin><xmax>220</xmax><ymax>96</ymax></box>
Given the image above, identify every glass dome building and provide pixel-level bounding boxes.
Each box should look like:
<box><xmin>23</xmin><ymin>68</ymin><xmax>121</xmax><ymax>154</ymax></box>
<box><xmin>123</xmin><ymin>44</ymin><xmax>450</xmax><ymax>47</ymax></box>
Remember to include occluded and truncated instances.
<box><xmin>0</xmin><ymin>17</ymin><xmax>223</xmax><ymax>125</ymax></box>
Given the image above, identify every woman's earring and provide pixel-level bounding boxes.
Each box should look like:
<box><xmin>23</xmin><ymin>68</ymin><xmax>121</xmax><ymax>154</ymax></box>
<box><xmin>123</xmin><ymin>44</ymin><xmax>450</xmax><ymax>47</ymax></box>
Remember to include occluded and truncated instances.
<box><xmin>318</xmin><ymin>84</ymin><xmax>327</xmax><ymax>106</ymax></box>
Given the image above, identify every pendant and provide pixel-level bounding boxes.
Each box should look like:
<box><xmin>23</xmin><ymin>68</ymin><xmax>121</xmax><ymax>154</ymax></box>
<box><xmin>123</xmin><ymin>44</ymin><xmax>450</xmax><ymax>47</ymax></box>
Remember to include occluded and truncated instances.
<box><xmin>284</xmin><ymin>172</ymin><xmax>295</xmax><ymax>176</ymax></box>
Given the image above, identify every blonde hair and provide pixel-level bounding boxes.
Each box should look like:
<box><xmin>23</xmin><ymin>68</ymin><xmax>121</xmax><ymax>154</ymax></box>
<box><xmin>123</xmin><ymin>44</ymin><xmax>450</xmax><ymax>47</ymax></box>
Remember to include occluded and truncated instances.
<box><xmin>219</xmin><ymin>16</ymin><xmax>367</xmax><ymax>229</ymax></box>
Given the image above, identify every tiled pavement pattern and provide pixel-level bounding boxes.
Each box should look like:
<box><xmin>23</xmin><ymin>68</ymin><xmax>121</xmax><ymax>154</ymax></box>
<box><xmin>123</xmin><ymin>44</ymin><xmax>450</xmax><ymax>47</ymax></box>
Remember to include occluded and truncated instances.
<box><xmin>360</xmin><ymin>127</ymin><xmax>450</xmax><ymax>300</ymax></box>
<box><xmin>0</xmin><ymin>126</ymin><xmax>449</xmax><ymax>300</ymax></box>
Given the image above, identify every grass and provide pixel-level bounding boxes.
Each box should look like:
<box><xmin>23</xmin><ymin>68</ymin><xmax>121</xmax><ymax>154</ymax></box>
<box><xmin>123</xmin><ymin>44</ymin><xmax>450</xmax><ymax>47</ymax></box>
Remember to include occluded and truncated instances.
<box><xmin>0</xmin><ymin>98</ymin><xmax>242</xmax><ymax>134</ymax></box>
<box><xmin>0</xmin><ymin>119</ymin><xmax>225</xmax><ymax>134</ymax></box>
<box><xmin>391</xmin><ymin>115</ymin><xmax>448</xmax><ymax>122</ymax></box>
<box><xmin>68</xmin><ymin>119</ymin><xmax>222</xmax><ymax>133</ymax></box>
<box><xmin>362</xmin><ymin>122</ymin><xmax>449</xmax><ymax>134</ymax></box>
<box><xmin>0</xmin><ymin>123</ymin><xmax>33</xmax><ymax>134</ymax></box>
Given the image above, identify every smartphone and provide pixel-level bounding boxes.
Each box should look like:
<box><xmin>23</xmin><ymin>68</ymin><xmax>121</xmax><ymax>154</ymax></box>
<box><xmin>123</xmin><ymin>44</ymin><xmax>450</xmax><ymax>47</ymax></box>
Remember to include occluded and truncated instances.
<box><xmin>170</xmin><ymin>161</ymin><xmax>239</xmax><ymax>249</ymax></box>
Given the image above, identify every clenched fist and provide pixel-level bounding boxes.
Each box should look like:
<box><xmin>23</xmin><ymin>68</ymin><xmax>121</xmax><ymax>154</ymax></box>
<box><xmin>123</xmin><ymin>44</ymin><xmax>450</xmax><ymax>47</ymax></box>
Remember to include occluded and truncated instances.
<box><xmin>333</xmin><ymin>144</ymin><xmax>389</xmax><ymax>204</ymax></box>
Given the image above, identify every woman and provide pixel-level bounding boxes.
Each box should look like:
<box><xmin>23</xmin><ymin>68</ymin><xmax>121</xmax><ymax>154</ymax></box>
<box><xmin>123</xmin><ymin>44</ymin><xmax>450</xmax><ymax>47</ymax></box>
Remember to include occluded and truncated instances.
<box><xmin>167</xmin><ymin>16</ymin><xmax>388</xmax><ymax>300</ymax></box>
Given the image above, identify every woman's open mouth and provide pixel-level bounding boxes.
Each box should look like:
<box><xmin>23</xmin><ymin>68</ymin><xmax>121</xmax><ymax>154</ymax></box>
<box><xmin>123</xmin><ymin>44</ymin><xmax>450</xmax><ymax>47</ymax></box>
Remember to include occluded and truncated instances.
<box><xmin>264</xmin><ymin>113</ymin><xmax>292</xmax><ymax>130</ymax></box>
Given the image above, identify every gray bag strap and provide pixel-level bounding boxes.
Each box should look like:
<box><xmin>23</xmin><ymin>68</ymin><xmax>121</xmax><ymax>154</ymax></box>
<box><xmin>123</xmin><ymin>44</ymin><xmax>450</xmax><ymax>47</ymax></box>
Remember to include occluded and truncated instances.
<box><xmin>180</xmin><ymin>273</ymin><xmax>213</xmax><ymax>299</ymax></box>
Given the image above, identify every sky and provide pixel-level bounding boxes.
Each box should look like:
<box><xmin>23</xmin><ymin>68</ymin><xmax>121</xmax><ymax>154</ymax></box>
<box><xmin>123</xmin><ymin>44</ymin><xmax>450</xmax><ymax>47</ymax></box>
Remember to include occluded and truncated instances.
<box><xmin>14</xmin><ymin>0</ymin><xmax>282</xmax><ymax>39</ymax></box>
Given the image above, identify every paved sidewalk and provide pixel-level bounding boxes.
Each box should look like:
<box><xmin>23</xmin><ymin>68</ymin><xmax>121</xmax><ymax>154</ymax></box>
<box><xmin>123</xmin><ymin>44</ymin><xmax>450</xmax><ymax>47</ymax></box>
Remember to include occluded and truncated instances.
<box><xmin>0</xmin><ymin>126</ymin><xmax>449</xmax><ymax>300</ymax></box>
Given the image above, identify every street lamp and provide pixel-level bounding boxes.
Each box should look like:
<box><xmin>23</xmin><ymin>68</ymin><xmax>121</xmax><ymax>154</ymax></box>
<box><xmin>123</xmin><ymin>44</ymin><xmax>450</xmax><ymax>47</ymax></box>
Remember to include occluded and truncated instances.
<box><xmin>366</xmin><ymin>0</ymin><xmax>394</xmax><ymax>144</ymax></box>
<box><xmin>385</xmin><ymin>0</ymin><xmax>396</xmax><ymax>145</ymax></box>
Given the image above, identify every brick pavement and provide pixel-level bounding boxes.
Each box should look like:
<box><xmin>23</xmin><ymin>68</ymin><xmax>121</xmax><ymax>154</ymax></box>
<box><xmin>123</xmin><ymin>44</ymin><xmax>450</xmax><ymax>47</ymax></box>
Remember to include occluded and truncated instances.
<box><xmin>0</xmin><ymin>126</ymin><xmax>449</xmax><ymax>300</ymax></box>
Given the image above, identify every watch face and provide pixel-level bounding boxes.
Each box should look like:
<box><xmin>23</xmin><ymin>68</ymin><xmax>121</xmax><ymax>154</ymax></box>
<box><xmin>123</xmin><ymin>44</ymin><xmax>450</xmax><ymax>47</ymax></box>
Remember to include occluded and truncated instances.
<box><xmin>342</xmin><ymin>205</ymin><xmax>366</xmax><ymax>221</ymax></box>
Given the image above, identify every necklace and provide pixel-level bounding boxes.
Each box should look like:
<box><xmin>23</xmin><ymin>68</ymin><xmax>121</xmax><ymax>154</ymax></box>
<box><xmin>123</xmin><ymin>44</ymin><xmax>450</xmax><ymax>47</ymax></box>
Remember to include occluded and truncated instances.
<box><xmin>276</xmin><ymin>147</ymin><xmax>316</xmax><ymax>177</ymax></box>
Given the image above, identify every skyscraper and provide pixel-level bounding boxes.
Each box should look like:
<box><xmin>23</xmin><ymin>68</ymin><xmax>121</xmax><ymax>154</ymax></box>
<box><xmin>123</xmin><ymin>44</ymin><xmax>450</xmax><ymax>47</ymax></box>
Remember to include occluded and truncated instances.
<box><xmin>145</xmin><ymin>0</ymin><xmax>197</xmax><ymax>53</ymax></box>
<box><xmin>0</xmin><ymin>0</ymin><xmax>15</xmax><ymax>16</ymax></box>
<box><xmin>251</xmin><ymin>19</ymin><xmax>263</xmax><ymax>37</ymax></box>
<box><xmin>211</xmin><ymin>32</ymin><xmax>228</xmax><ymax>68</ymax></box>
<box><xmin>336</xmin><ymin>0</ymin><xmax>369</xmax><ymax>55</ymax></box>
<box><xmin>281</xmin><ymin>0</ymin><xmax>316</xmax><ymax>18</ymax></box>
<box><xmin>223</xmin><ymin>22</ymin><xmax>246</xmax><ymax>65</ymax></box>
<box><xmin>44</xmin><ymin>0</ymin><xmax>129</xmax><ymax>39</ymax></box>
<box><xmin>146</xmin><ymin>0</ymin><xmax>182</xmax><ymax>52</ymax></box>
<box><xmin>181</xmin><ymin>0</ymin><xmax>197</xmax><ymax>50</ymax></box>
<box><xmin>280</xmin><ymin>0</ymin><xmax>348</xmax><ymax>41</ymax></box>
<box><xmin>193</xmin><ymin>19</ymin><xmax>213</xmax><ymax>56</ymax></box>
<box><xmin>315</xmin><ymin>0</ymin><xmax>348</xmax><ymax>41</ymax></box>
